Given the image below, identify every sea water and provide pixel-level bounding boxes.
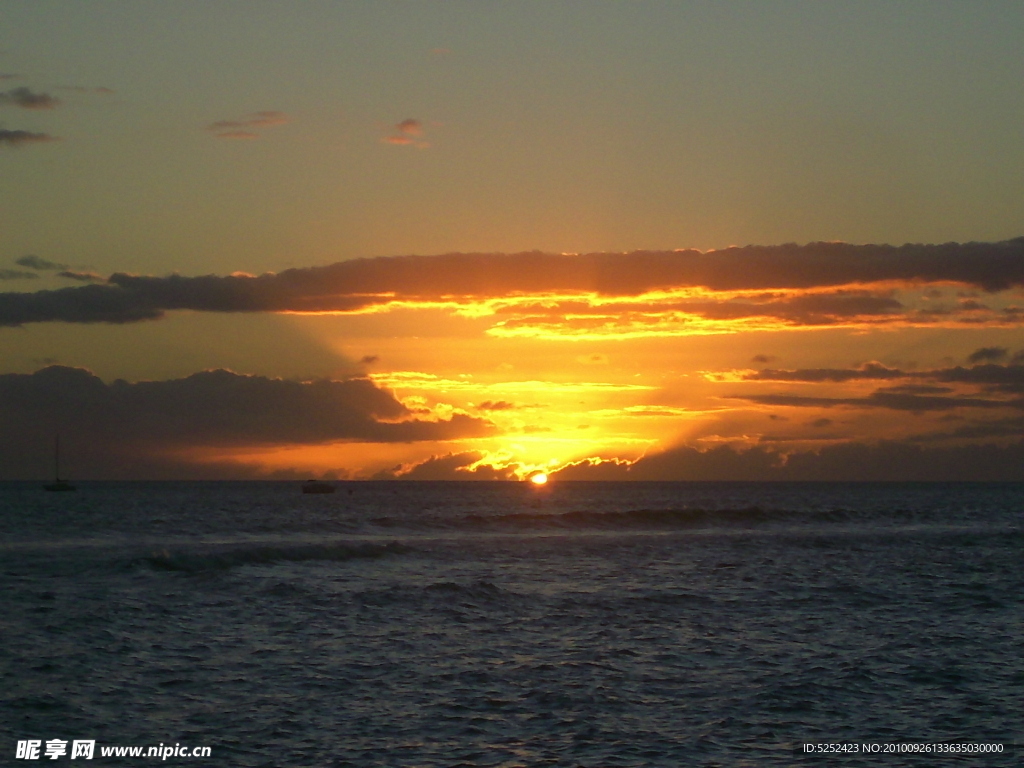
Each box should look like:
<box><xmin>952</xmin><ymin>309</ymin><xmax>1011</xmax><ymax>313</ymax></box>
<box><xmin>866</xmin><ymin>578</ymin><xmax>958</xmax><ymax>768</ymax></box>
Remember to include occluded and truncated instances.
<box><xmin>1</xmin><ymin>481</ymin><xmax>1021</xmax><ymax>766</ymax></box>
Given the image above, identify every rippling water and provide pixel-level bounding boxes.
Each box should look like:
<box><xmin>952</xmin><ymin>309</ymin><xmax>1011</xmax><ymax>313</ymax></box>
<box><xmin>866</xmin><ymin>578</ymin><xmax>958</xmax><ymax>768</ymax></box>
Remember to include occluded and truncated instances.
<box><xmin>2</xmin><ymin>481</ymin><xmax>1021</xmax><ymax>766</ymax></box>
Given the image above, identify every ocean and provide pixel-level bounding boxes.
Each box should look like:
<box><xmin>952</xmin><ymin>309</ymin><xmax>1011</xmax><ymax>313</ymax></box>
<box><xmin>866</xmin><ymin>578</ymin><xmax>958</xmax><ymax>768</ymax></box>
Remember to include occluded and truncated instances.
<box><xmin>1</xmin><ymin>481</ymin><xmax>1021</xmax><ymax>767</ymax></box>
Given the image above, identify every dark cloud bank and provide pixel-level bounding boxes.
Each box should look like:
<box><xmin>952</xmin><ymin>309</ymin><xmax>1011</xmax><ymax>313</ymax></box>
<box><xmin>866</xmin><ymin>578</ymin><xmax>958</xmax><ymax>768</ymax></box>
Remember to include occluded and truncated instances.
<box><xmin>2</xmin><ymin>238</ymin><xmax>1024</xmax><ymax>326</ymax></box>
<box><xmin>6</xmin><ymin>365</ymin><xmax>1022</xmax><ymax>481</ymax></box>
<box><xmin>0</xmin><ymin>367</ymin><xmax>493</xmax><ymax>480</ymax></box>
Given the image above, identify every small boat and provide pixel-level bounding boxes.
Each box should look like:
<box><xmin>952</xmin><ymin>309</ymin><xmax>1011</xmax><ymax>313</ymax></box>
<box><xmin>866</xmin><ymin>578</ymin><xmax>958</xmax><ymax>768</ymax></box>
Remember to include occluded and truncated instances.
<box><xmin>302</xmin><ymin>479</ymin><xmax>335</xmax><ymax>494</ymax></box>
<box><xmin>44</xmin><ymin>435</ymin><xmax>76</xmax><ymax>492</ymax></box>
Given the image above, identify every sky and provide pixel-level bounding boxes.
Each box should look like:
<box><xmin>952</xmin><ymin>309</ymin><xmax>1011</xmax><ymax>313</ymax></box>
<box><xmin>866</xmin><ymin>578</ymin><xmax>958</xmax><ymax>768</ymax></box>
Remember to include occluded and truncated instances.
<box><xmin>2</xmin><ymin>1</ymin><xmax>1024</xmax><ymax>481</ymax></box>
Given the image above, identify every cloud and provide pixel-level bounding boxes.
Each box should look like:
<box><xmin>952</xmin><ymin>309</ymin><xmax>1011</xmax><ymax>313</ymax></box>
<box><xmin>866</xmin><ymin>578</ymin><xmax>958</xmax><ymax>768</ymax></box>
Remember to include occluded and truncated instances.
<box><xmin>741</xmin><ymin>361</ymin><xmax>905</xmax><ymax>383</ymax></box>
<box><xmin>4</xmin><ymin>239</ymin><xmax>1024</xmax><ymax>327</ymax></box>
<box><xmin>396</xmin><ymin>119</ymin><xmax>423</xmax><ymax>136</ymax></box>
<box><xmin>207</xmin><ymin>111</ymin><xmax>289</xmax><ymax>139</ymax></box>
<box><xmin>58</xmin><ymin>270</ymin><xmax>105</xmax><ymax>283</ymax></box>
<box><xmin>876</xmin><ymin>384</ymin><xmax>953</xmax><ymax>395</ymax></box>
<box><xmin>0</xmin><ymin>283</ymin><xmax>166</xmax><ymax>324</ymax></box>
<box><xmin>0</xmin><ymin>128</ymin><xmax>58</xmax><ymax>147</ymax></box>
<box><xmin>16</xmin><ymin>255</ymin><xmax>69</xmax><ymax>271</ymax></box>
<box><xmin>486</xmin><ymin>289</ymin><xmax>911</xmax><ymax>339</ymax></box>
<box><xmin>731</xmin><ymin>390</ymin><xmax>1017</xmax><ymax>412</ymax></box>
<box><xmin>740</xmin><ymin>361</ymin><xmax>1024</xmax><ymax>393</ymax></box>
<box><xmin>0</xmin><ymin>86</ymin><xmax>60</xmax><ymax>110</ymax></box>
<box><xmin>477</xmin><ymin>400</ymin><xmax>517</xmax><ymax>411</ymax></box>
<box><xmin>0</xmin><ymin>366</ymin><xmax>495</xmax><ymax>479</ymax></box>
<box><xmin>58</xmin><ymin>85</ymin><xmax>115</xmax><ymax>94</ymax></box>
<box><xmin>0</xmin><ymin>269</ymin><xmax>39</xmax><ymax>281</ymax></box>
<box><xmin>967</xmin><ymin>346</ymin><xmax>1008</xmax><ymax>363</ymax></box>
<box><xmin>372</xmin><ymin>451</ymin><xmax>520</xmax><ymax>480</ymax></box>
<box><xmin>383</xmin><ymin>118</ymin><xmax>428</xmax><ymax>147</ymax></box>
<box><xmin>549</xmin><ymin>440</ymin><xmax>1024</xmax><ymax>481</ymax></box>
<box><xmin>908</xmin><ymin>416</ymin><xmax>1024</xmax><ymax>443</ymax></box>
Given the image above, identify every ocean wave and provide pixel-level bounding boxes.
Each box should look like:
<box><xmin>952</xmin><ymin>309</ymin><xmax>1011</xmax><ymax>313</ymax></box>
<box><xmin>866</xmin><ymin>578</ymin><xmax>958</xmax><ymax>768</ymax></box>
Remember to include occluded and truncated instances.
<box><xmin>143</xmin><ymin>540</ymin><xmax>410</xmax><ymax>573</ymax></box>
<box><xmin>454</xmin><ymin>506</ymin><xmax>848</xmax><ymax>529</ymax></box>
<box><xmin>352</xmin><ymin>580</ymin><xmax>521</xmax><ymax>611</ymax></box>
<box><xmin>441</xmin><ymin>504</ymin><xmax>996</xmax><ymax>531</ymax></box>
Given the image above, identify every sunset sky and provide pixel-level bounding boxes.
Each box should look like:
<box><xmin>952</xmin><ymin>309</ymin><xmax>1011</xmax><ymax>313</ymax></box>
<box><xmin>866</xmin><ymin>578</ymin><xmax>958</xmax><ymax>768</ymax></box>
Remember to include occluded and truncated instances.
<box><xmin>2</xmin><ymin>1</ymin><xmax>1024</xmax><ymax>480</ymax></box>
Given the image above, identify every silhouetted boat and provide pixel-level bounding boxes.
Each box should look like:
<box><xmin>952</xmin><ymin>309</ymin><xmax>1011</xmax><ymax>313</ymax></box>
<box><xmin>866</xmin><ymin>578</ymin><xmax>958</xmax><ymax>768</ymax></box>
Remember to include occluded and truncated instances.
<box><xmin>44</xmin><ymin>435</ymin><xmax>76</xmax><ymax>492</ymax></box>
<box><xmin>302</xmin><ymin>479</ymin><xmax>335</xmax><ymax>494</ymax></box>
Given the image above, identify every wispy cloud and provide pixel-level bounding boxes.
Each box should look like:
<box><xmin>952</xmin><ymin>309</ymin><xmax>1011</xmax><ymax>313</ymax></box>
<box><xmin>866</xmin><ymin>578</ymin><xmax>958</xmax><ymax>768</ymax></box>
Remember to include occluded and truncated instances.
<box><xmin>10</xmin><ymin>255</ymin><xmax>99</xmax><ymax>282</ymax></box>
<box><xmin>0</xmin><ymin>128</ymin><xmax>58</xmax><ymax>147</ymax></box>
<box><xmin>730</xmin><ymin>390</ymin><xmax>1016</xmax><ymax>413</ymax></box>
<box><xmin>16</xmin><ymin>255</ymin><xmax>69</xmax><ymax>271</ymax></box>
<box><xmin>0</xmin><ymin>269</ymin><xmax>39</xmax><ymax>281</ymax></box>
<box><xmin>206</xmin><ymin>110</ymin><xmax>290</xmax><ymax>139</ymax></box>
<box><xmin>58</xmin><ymin>270</ymin><xmax>105</xmax><ymax>283</ymax></box>
<box><xmin>0</xmin><ymin>86</ymin><xmax>60</xmax><ymax>110</ymax></box>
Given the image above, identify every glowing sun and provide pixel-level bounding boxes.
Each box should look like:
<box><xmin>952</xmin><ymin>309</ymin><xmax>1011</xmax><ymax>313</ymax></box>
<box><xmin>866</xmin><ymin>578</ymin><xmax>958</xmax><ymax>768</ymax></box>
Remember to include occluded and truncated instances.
<box><xmin>529</xmin><ymin>472</ymin><xmax>549</xmax><ymax>485</ymax></box>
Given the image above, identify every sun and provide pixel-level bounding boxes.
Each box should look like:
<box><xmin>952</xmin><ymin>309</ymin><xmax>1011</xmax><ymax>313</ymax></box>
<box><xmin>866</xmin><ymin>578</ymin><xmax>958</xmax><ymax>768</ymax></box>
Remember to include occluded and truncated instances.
<box><xmin>529</xmin><ymin>472</ymin><xmax>548</xmax><ymax>485</ymax></box>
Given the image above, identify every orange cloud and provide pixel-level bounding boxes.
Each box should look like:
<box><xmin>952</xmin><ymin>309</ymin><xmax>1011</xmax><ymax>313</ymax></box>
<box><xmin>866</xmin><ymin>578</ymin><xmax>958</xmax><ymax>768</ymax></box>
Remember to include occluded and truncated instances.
<box><xmin>382</xmin><ymin>118</ymin><xmax>428</xmax><ymax>147</ymax></box>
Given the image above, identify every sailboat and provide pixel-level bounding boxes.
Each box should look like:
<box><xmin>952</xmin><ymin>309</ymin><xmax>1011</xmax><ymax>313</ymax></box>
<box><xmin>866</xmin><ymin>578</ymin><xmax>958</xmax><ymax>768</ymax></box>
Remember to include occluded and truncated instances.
<box><xmin>43</xmin><ymin>435</ymin><xmax>76</xmax><ymax>492</ymax></box>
